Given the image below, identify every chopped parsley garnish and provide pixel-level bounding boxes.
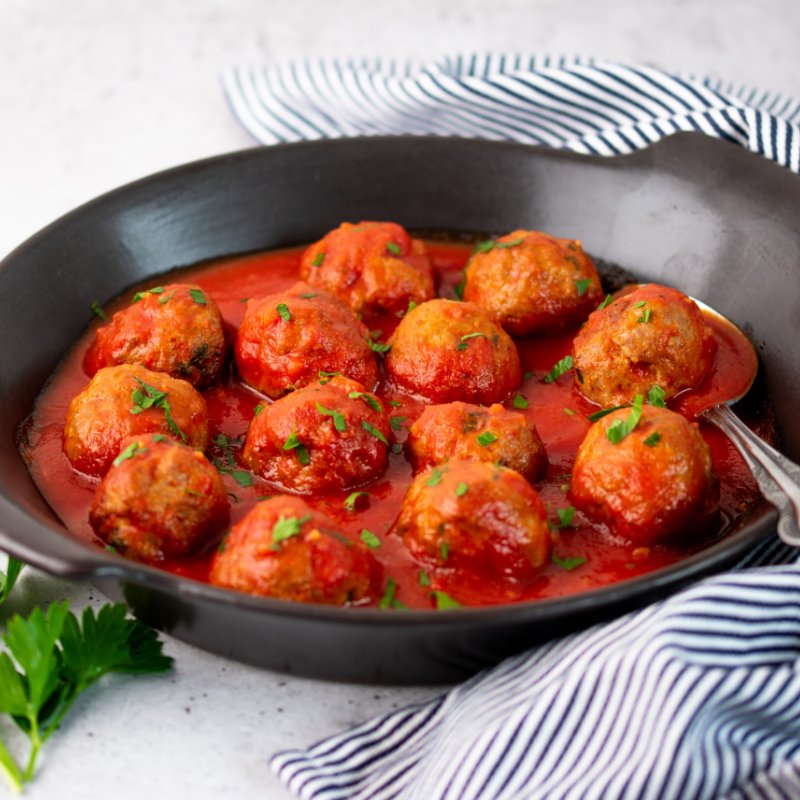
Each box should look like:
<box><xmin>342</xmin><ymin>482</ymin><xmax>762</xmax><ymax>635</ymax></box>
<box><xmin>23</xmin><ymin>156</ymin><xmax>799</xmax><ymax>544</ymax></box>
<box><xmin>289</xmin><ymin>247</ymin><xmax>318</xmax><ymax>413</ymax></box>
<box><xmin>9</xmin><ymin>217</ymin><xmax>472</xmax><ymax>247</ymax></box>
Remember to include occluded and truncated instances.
<box><xmin>597</xmin><ymin>294</ymin><xmax>613</xmax><ymax>310</ymax></box>
<box><xmin>276</xmin><ymin>303</ymin><xmax>292</xmax><ymax>322</ymax></box>
<box><xmin>151</xmin><ymin>434</ymin><xmax>169</xmax><ymax>443</ymax></box>
<box><xmin>388</xmin><ymin>400</ymin><xmax>402</xmax><ymax>407</ymax></box>
<box><xmin>316</xmin><ymin>402</ymin><xmax>347</xmax><ymax>432</ymax></box>
<box><xmin>543</xmin><ymin>355</ymin><xmax>574</xmax><ymax>384</ymax></box>
<box><xmin>318</xmin><ymin>370</ymin><xmax>340</xmax><ymax>384</ymax></box>
<box><xmin>455</xmin><ymin>481</ymin><xmax>469</xmax><ymax>497</ymax></box>
<box><xmin>343</xmin><ymin>491</ymin><xmax>369</xmax><ymax>511</ymax></box>
<box><xmin>552</xmin><ymin>555</ymin><xmax>588</xmax><ymax>571</ymax></box>
<box><xmin>426</xmin><ymin>467</ymin><xmax>444</xmax><ymax>487</ymax></box>
<box><xmin>132</xmin><ymin>286</ymin><xmax>165</xmax><ymax>302</ymax></box>
<box><xmin>90</xmin><ymin>302</ymin><xmax>107</xmax><ymax>320</ymax></box>
<box><xmin>130</xmin><ymin>378</ymin><xmax>186</xmax><ymax>442</ymax></box>
<box><xmin>360</xmin><ymin>529</ymin><xmax>381</xmax><ymax>549</ymax></box>
<box><xmin>633</xmin><ymin>300</ymin><xmax>646</xmax><ymax>308</ymax></box>
<box><xmin>563</xmin><ymin>407</ymin><xmax>576</xmax><ymax>416</ymax></box>
<box><xmin>158</xmin><ymin>290</ymin><xmax>176</xmax><ymax>305</ymax></box>
<box><xmin>647</xmin><ymin>385</ymin><xmax>667</xmax><ymax>408</ymax></box>
<box><xmin>391</xmin><ymin>442</ymin><xmax>403</xmax><ymax>455</ymax></box>
<box><xmin>418</xmin><ymin>570</ymin><xmax>431</xmax><ymax>587</ymax></box>
<box><xmin>555</xmin><ymin>506</ymin><xmax>577</xmax><ymax>529</ymax></box>
<box><xmin>474</xmin><ymin>239</ymin><xmax>495</xmax><ymax>253</ymax></box>
<box><xmin>637</xmin><ymin>306</ymin><xmax>652</xmax><ymax>323</ymax></box>
<box><xmin>311</xmin><ymin>252</ymin><xmax>325</xmax><ymax>267</ymax></box>
<box><xmin>283</xmin><ymin>431</ymin><xmax>310</xmax><ymax>465</ymax></box>
<box><xmin>253</xmin><ymin>403</ymin><xmax>264</xmax><ymax>417</ymax></box>
<box><xmin>432</xmin><ymin>591</ymin><xmax>462</xmax><ymax>610</ymax></box>
<box><xmin>348</xmin><ymin>391</ymin><xmax>383</xmax><ymax>413</ymax></box>
<box><xmin>271</xmin><ymin>513</ymin><xmax>312</xmax><ymax>548</ymax></box>
<box><xmin>189</xmin><ymin>288</ymin><xmax>207</xmax><ymax>305</ymax></box>
<box><xmin>606</xmin><ymin>394</ymin><xmax>644</xmax><ymax>444</ymax></box>
<box><xmin>230</xmin><ymin>470</ymin><xmax>254</xmax><ymax>488</ymax></box>
<box><xmin>575</xmin><ymin>279</ymin><xmax>591</xmax><ymax>296</ymax></box>
<box><xmin>476</xmin><ymin>431</ymin><xmax>497</xmax><ymax>447</ymax></box>
<box><xmin>643</xmin><ymin>432</ymin><xmax>661</xmax><ymax>447</ymax></box>
<box><xmin>379</xmin><ymin>577</ymin><xmax>399</xmax><ymax>609</ymax></box>
<box><xmin>440</xmin><ymin>541</ymin><xmax>450</xmax><ymax>561</ymax></box>
<box><xmin>456</xmin><ymin>332</ymin><xmax>488</xmax><ymax>351</ymax></box>
<box><xmin>112</xmin><ymin>441</ymin><xmax>143</xmax><ymax>467</ymax></box>
<box><xmin>0</xmin><ymin>557</ymin><xmax>23</xmax><ymax>609</ymax></box>
<box><xmin>474</xmin><ymin>238</ymin><xmax>523</xmax><ymax>253</ymax></box>
<box><xmin>453</xmin><ymin>274</ymin><xmax>466</xmax><ymax>300</ymax></box>
<box><xmin>361</xmin><ymin>420</ymin><xmax>388</xmax><ymax>444</ymax></box>
<box><xmin>523</xmin><ymin>370</ymin><xmax>535</xmax><ymax>380</ymax></box>
<box><xmin>366</xmin><ymin>332</ymin><xmax>392</xmax><ymax>354</ymax></box>
<box><xmin>213</xmin><ymin>433</ymin><xmax>242</xmax><ymax>448</ymax></box>
<box><xmin>390</xmin><ymin>416</ymin><xmax>407</xmax><ymax>431</ymax></box>
<box><xmin>587</xmin><ymin>405</ymin><xmax>628</xmax><ymax>422</ymax></box>
<box><xmin>386</xmin><ymin>241</ymin><xmax>402</xmax><ymax>255</ymax></box>
<box><xmin>299</xmin><ymin>292</ymin><xmax>317</xmax><ymax>299</ymax></box>
<box><xmin>512</xmin><ymin>393</ymin><xmax>529</xmax><ymax>410</ymax></box>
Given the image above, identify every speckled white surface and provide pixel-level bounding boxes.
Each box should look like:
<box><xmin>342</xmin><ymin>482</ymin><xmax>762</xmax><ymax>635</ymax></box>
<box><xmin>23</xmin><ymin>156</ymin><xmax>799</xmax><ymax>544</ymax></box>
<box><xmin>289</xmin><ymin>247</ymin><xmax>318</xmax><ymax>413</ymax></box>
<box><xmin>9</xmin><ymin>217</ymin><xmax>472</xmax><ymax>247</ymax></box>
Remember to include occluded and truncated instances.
<box><xmin>2</xmin><ymin>1</ymin><xmax>799</xmax><ymax>797</ymax></box>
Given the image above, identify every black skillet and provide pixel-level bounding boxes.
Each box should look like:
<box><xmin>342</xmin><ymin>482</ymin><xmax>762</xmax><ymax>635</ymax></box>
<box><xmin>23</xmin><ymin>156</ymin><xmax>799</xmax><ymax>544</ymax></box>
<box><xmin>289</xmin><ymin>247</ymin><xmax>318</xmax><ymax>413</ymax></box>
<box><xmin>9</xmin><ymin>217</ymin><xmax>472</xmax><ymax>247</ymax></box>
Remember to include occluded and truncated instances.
<box><xmin>1</xmin><ymin>133</ymin><xmax>798</xmax><ymax>684</ymax></box>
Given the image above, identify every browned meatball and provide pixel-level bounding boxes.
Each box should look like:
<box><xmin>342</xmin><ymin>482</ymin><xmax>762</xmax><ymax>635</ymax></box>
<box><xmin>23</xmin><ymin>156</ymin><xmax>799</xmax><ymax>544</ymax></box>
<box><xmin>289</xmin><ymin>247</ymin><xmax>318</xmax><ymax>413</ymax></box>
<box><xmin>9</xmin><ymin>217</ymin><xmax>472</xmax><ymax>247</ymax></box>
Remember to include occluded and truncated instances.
<box><xmin>85</xmin><ymin>283</ymin><xmax>227</xmax><ymax>388</ymax></box>
<box><xmin>571</xmin><ymin>404</ymin><xmax>719</xmax><ymax>546</ymax></box>
<box><xmin>572</xmin><ymin>284</ymin><xmax>717</xmax><ymax>407</ymax></box>
<box><xmin>89</xmin><ymin>434</ymin><xmax>229</xmax><ymax>561</ymax></box>
<box><xmin>464</xmin><ymin>230</ymin><xmax>602</xmax><ymax>334</ymax></box>
<box><xmin>299</xmin><ymin>221</ymin><xmax>435</xmax><ymax>314</ymax></box>
<box><xmin>242</xmin><ymin>376</ymin><xmax>390</xmax><ymax>493</ymax></box>
<box><xmin>392</xmin><ymin>460</ymin><xmax>551</xmax><ymax>581</ymax></box>
<box><xmin>63</xmin><ymin>364</ymin><xmax>209</xmax><ymax>477</ymax></box>
<box><xmin>209</xmin><ymin>496</ymin><xmax>379</xmax><ymax>604</ymax></box>
<box><xmin>235</xmin><ymin>282</ymin><xmax>378</xmax><ymax>398</ymax></box>
<box><xmin>407</xmin><ymin>402</ymin><xmax>547</xmax><ymax>481</ymax></box>
<box><xmin>385</xmin><ymin>299</ymin><xmax>521</xmax><ymax>404</ymax></box>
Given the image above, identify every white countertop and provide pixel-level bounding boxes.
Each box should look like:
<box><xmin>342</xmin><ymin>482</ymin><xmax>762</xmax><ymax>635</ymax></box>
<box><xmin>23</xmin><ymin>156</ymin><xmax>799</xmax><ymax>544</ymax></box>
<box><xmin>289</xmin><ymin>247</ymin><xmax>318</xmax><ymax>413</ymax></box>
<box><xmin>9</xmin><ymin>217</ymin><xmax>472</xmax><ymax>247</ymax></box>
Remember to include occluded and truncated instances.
<box><xmin>2</xmin><ymin>1</ymin><xmax>799</xmax><ymax>797</ymax></box>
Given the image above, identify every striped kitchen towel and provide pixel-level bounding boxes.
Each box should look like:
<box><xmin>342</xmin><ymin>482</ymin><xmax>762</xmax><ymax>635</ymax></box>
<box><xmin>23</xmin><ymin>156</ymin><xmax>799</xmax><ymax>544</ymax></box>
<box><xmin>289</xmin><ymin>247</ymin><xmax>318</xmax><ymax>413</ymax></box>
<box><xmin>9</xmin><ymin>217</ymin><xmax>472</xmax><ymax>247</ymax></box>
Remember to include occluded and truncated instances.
<box><xmin>223</xmin><ymin>55</ymin><xmax>800</xmax><ymax>171</ymax></box>
<box><xmin>223</xmin><ymin>57</ymin><xmax>800</xmax><ymax>799</ymax></box>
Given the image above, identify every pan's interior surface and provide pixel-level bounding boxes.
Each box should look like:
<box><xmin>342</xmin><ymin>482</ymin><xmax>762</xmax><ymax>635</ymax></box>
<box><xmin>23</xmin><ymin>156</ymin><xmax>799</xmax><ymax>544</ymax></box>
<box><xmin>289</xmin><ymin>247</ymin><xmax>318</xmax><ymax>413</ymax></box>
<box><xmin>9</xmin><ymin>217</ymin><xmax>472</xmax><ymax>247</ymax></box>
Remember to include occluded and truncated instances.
<box><xmin>0</xmin><ymin>133</ymin><xmax>798</xmax><ymax>683</ymax></box>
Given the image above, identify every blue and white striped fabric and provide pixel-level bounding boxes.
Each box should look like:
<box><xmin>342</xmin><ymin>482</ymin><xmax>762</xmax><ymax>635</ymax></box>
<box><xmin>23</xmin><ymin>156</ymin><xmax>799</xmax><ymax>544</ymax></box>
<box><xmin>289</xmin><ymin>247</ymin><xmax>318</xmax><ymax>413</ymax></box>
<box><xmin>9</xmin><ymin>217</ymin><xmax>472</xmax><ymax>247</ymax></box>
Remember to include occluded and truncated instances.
<box><xmin>222</xmin><ymin>57</ymin><xmax>800</xmax><ymax>799</ymax></box>
<box><xmin>223</xmin><ymin>55</ymin><xmax>800</xmax><ymax>171</ymax></box>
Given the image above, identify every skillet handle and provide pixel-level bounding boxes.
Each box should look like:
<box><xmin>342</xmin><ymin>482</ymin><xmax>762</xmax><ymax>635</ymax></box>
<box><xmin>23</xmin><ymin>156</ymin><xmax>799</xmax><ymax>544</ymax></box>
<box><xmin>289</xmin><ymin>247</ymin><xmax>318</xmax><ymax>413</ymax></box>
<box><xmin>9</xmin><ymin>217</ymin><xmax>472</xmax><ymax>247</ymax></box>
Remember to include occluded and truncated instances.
<box><xmin>703</xmin><ymin>404</ymin><xmax>800</xmax><ymax>547</ymax></box>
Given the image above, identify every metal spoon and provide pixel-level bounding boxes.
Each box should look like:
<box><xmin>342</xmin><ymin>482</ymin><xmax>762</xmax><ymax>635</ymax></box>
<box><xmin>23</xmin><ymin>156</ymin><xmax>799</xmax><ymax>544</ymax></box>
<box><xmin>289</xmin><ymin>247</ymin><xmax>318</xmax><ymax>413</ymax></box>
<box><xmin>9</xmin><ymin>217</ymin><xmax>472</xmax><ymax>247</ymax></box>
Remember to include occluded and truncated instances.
<box><xmin>687</xmin><ymin>298</ymin><xmax>800</xmax><ymax>547</ymax></box>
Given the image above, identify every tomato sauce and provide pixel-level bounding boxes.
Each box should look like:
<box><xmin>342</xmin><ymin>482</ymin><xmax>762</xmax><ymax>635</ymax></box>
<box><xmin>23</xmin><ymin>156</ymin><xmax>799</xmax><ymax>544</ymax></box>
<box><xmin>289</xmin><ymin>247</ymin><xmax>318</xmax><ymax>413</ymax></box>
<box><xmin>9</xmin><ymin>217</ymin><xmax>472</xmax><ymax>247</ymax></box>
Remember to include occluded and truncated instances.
<box><xmin>18</xmin><ymin>242</ymin><xmax>762</xmax><ymax>610</ymax></box>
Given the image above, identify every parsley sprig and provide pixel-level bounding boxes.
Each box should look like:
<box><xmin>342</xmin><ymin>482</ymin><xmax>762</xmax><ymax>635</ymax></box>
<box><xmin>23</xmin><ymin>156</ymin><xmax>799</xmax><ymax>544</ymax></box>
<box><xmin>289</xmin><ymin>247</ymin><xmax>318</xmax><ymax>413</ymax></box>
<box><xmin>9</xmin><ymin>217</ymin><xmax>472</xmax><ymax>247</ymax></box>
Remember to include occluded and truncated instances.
<box><xmin>0</xmin><ymin>557</ymin><xmax>22</xmax><ymax>609</ymax></box>
<box><xmin>0</xmin><ymin>602</ymin><xmax>172</xmax><ymax>791</ymax></box>
<box><xmin>130</xmin><ymin>378</ymin><xmax>186</xmax><ymax>442</ymax></box>
<box><xmin>606</xmin><ymin>394</ymin><xmax>644</xmax><ymax>444</ymax></box>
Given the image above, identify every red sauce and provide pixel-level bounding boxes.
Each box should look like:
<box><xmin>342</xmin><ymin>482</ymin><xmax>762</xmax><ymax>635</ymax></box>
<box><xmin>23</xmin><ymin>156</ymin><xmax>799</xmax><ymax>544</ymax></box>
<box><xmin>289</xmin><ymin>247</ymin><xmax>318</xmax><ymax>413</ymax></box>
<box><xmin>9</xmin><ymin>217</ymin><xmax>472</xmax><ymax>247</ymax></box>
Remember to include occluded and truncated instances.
<box><xmin>19</xmin><ymin>243</ymin><xmax>762</xmax><ymax>610</ymax></box>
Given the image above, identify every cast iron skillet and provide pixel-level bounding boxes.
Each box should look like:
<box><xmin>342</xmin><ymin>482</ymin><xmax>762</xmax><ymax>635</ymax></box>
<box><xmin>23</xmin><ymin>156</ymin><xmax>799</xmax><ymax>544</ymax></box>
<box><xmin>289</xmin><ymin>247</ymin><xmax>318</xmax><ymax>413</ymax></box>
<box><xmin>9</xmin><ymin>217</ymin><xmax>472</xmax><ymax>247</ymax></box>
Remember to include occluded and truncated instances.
<box><xmin>1</xmin><ymin>134</ymin><xmax>798</xmax><ymax>684</ymax></box>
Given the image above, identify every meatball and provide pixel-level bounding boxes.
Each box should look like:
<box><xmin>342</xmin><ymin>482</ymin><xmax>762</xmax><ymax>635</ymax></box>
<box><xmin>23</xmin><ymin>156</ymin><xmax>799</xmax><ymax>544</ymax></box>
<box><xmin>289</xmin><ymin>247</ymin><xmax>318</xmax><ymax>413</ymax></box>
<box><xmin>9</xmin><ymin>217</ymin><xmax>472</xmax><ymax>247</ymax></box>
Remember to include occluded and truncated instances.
<box><xmin>570</xmin><ymin>404</ymin><xmax>719</xmax><ymax>546</ymax></box>
<box><xmin>385</xmin><ymin>299</ymin><xmax>521</xmax><ymax>404</ymax></box>
<box><xmin>392</xmin><ymin>460</ymin><xmax>551</xmax><ymax>581</ymax></box>
<box><xmin>464</xmin><ymin>230</ymin><xmax>603</xmax><ymax>335</ymax></box>
<box><xmin>242</xmin><ymin>376</ymin><xmax>390</xmax><ymax>493</ymax></box>
<box><xmin>85</xmin><ymin>283</ymin><xmax>227</xmax><ymax>388</ymax></box>
<box><xmin>63</xmin><ymin>364</ymin><xmax>209</xmax><ymax>477</ymax></box>
<box><xmin>407</xmin><ymin>402</ymin><xmax>547</xmax><ymax>482</ymax></box>
<box><xmin>89</xmin><ymin>434</ymin><xmax>229</xmax><ymax>561</ymax></box>
<box><xmin>210</xmin><ymin>496</ymin><xmax>378</xmax><ymax>604</ymax></box>
<box><xmin>572</xmin><ymin>284</ymin><xmax>717</xmax><ymax>407</ymax></box>
<box><xmin>235</xmin><ymin>282</ymin><xmax>378</xmax><ymax>398</ymax></box>
<box><xmin>299</xmin><ymin>221</ymin><xmax>435</xmax><ymax>314</ymax></box>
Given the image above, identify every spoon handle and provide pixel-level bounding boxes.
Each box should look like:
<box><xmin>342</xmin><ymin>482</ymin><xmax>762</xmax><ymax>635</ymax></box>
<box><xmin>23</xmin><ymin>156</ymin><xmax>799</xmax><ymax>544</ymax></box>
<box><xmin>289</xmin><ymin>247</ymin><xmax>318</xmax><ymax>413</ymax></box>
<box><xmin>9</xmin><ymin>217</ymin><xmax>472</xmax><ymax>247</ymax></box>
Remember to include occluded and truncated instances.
<box><xmin>703</xmin><ymin>404</ymin><xmax>800</xmax><ymax>546</ymax></box>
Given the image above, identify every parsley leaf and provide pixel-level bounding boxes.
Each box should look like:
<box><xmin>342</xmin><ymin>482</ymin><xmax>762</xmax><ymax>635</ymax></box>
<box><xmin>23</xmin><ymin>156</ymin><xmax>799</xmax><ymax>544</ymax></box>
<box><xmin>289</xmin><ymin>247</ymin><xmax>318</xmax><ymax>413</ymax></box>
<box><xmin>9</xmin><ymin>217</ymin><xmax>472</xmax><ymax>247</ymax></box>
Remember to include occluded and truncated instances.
<box><xmin>597</xmin><ymin>294</ymin><xmax>613</xmax><ymax>310</ymax></box>
<box><xmin>476</xmin><ymin>431</ymin><xmax>497</xmax><ymax>447</ymax></box>
<box><xmin>129</xmin><ymin>378</ymin><xmax>186</xmax><ymax>442</ymax></box>
<box><xmin>112</xmin><ymin>441</ymin><xmax>143</xmax><ymax>468</ymax></box>
<box><xmin>386</xmin><ymin>241</ymin><xmax>402</xmax><ymax>255</ymax></box>
<box><xmin>0</xmin><ymin>557</ymin><xmax>23</xmax><ymax>609</ymax></box>
<box><xmin>555</xmin><ymin>506</ymin><xmax>577</xmax><ymax>529</ymax></box>
<box><xmin>453</xmin><ymin>274</ymin><xmax>466</xmax><ymax>300</ymax></box>
<box><xmin>606</xmin><ymin>394</ymin><xmax>644</xmax><ymax>444</ymax></box>
<box><xmin>90</xmin><ymin>302</ymin><xmax>107</xmax><ymax>321</ymax></box>
<box><xmin>647</xmin><ymin>385</ymin><xmax>667</xmax><ymax>408</ymax></box>
<box><xmin>271</xmin><ymin>514</ymin><xmax>312</xmax><ymax>548</ymax></box>
<box><xmin>543</xmin><ymin>355</ymin><xmax>574</xmax><ymax>384</ymax></box>
<box><xmin>643</xmin><ymin>432</ymin><xmax>661</xmax><ymax>447</ymax></box>
<box><xmin>455</xmin><ymin>481</ymin><xmax>469</xmax><ymax>497</ymax></box>
<box><xmin>366</xmin><ymin>332</ymin><xmax>392</xmax><ymax>355</ymax></box>
<box><xmin>348</xmin><ymin>391</ymin><xmax>383</xmax><ymax>413</ymax></box>
<box><xmin>316</xmin><ymin>402</ymin><xmax>347</xmax><ymax>432</ymax></box>
<box><xmin>276</xmin><ymin>303</ymin><xmax>292</xmax><ymax>321</ymax></box>
<box><xmin>512</xmin><ymin>393</ymin><xmax>529</xmax><ymax>409</ymax></box>
<box><xmin>343</xmin><ymin>491</ymin><xmax>369</xmax><ymax>511</ymax></box>
<box><xmin>426</xmin><ymin>467</ymin><xmax>444</xmax><ymax>487</ymax></box>
<box><xmin>575</xmin><ymin>279</ymin><xmax>591</xmax><ymax>296</ymax></box>
<box><xmin>551</xmin><ymin>555</ymin><xmax>587</xmax><ymax>571</ymax></box>
<box><xmin>432</xmin><ymin>591</ymin><xmax>462</xmax><ymax>610</ymax></box>
<box><xmin>283</xmin><ymin>431</ymin><xmax>310</xmax><ymax>465</ymax></box>
<box><xmin>311</xmin><ymin>252</ymin><xmax>325</xmax><ymax>267</ymax></box>
<box><xmin>0</xmin><ymin>602</ymin><xmax>171</xmax><ymax>791</ymax></box>
<box><xmin>389</xmin><ymin>416</ymin><xmax>407</xmax><ymax>431</ymax></box>
<box><xmin>456</xmin><ymin>332</ymin><xmax>487</xmax><ymax>351</ymax></box>
<box><xmin>361</xmin><ymin>420</ymin><xmax>388</xmax><ymax>445</ymax></box>
<box><xmin>360</xmin><ymin>529</ymin><xmax>381</xmax><ymax>549</ymax></box>
<box><xmin>132</xmin><ymin>286</ymin><xmax>165</xmax><ymax>302</ymax></box>
<box><xmin>189</xmin><ymin>288</ymin><xmax>207</xmax><ymax>305</ymax></box>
